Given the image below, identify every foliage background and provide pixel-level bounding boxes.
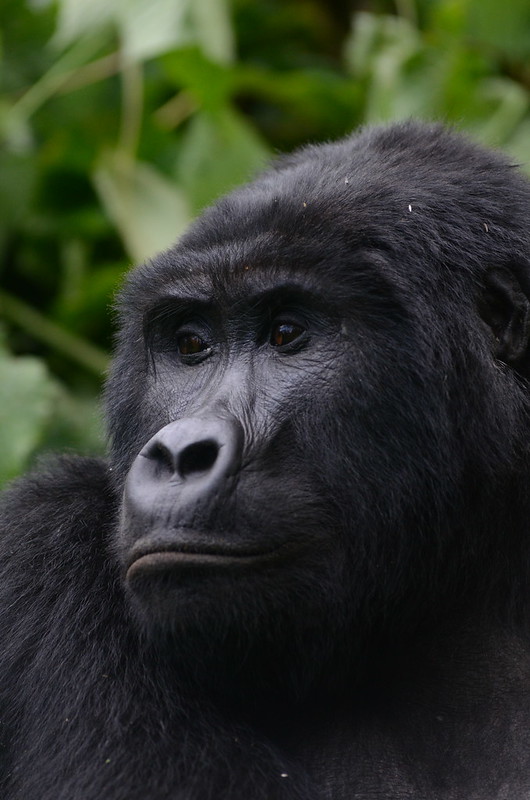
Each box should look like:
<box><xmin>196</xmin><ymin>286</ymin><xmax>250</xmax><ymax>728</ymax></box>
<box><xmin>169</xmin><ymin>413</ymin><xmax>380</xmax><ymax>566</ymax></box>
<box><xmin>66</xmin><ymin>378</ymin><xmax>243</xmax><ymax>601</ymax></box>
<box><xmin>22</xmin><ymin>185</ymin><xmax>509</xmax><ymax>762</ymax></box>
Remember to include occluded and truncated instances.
<box><xmin>1</xmin><ymin>0</ymin><xmax>529</xmax><ymax>484</ymax></box>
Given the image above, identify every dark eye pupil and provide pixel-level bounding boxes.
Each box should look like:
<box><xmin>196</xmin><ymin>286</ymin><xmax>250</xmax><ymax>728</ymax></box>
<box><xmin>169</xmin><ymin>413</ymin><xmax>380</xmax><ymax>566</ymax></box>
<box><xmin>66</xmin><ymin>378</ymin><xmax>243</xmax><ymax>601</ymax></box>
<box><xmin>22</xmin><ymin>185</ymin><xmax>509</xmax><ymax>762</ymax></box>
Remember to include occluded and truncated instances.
<box><xmin>270</xmin><ymin>322</ymin><xmax>304</xmax><ymax>347</ymax></box>
<box><xmin>177</xmin><ymin>334</ymin><xmax>207</xmax><ymax>355</ymax></box>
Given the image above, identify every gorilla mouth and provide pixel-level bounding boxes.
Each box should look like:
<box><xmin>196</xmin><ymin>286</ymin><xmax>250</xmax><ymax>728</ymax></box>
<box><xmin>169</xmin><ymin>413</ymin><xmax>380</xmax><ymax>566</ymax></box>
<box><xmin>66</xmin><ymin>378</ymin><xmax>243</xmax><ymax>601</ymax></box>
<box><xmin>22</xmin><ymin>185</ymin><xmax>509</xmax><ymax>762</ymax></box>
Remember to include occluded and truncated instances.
<box><xmin>126</xmin><ymin>539</ymin><xmax>291</xmax><ymax>581</ymax></box>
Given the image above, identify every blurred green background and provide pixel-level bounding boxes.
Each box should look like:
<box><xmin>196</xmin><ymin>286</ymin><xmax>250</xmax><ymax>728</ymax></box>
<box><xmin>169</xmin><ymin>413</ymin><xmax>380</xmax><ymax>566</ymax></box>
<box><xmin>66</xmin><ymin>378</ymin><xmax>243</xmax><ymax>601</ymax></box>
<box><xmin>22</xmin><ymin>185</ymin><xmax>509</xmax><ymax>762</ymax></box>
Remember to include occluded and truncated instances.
<box><xmin>1</xmin><ymin>0</ymin><xmax>529</xmax><ymax>485</ymax></box>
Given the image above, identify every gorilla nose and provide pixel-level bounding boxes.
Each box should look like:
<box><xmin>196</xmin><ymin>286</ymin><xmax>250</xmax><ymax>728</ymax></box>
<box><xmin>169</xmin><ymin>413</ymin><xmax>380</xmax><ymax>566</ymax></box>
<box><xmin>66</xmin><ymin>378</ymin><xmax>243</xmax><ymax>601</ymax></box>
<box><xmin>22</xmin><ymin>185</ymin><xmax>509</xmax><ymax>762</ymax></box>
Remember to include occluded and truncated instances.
<box><xmin>141</xmin><ymin>416</ymin><xmax>243</xmax><ymax>485</ymax></box>
<box><xmin>121</xmin><ymin>416</ymin><xmax>244</xmax><ymax>546</ymax></box>
<box><xmin>143</xmin><ymin>418</ymin><xmax>240</xmax><ymax>483</ymax></box>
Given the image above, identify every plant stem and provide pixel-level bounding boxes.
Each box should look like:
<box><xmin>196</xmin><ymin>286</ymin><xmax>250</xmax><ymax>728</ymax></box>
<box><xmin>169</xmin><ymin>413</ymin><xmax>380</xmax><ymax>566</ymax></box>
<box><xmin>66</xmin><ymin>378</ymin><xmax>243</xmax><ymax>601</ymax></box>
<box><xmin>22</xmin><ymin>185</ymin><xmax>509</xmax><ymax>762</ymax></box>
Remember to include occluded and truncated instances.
<box><xmin>0</xmin><ymin>291</ymin><xmax>109</xmax><ymax>376</ymax></box>
<box><xmin>119</xmin><ymin>56</ymin><xmax>144</xmax><ymax>160</ymax></box>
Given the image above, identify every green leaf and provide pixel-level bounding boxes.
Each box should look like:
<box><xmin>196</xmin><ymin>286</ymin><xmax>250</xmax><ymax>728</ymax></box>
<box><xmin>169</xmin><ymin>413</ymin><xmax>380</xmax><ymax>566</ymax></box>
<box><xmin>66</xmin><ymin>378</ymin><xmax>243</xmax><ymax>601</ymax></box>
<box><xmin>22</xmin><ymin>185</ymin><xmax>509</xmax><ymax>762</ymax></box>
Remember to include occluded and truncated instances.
<box><xmin>467</xmin><ymin>0</ymin><xmax>530</xmax><ymax>59</ymax></box>
<box><xmin>344</xmin><ymin>13</ymin><xmax>428</xmax><ymax>123</ymax></box>
<box><xmin>471</xmin><ymin>78</ymin><xmax>529</xmax><ymax>146</ymax></box>
<box><xmin>118</xmin><ymin>0</ymin><xmax>193</xmax><ymax>63</ymax></box>
<box><xmin>52</xmin><ymin>0</ymin><xmax>113</xmax><ymax>47</ymax></box>
<box><xmin>189</xmin><ymin>0</ymin><xmax>234</xmax><ymax>65</ymax></box>
<box><xmin>161</xmin><ymin>47</ymin><xmax>232</xmax><ymax>111</ymax></box>
<box><xmin>505</xmin><ymin>120</ymin><xmax>530</xmax><ymax>177</ymax></box>
<box><xmin>40</xmin><ymin>390</ymin><xmax>104</xmax><ymax>457</ymax></box>
<box><xmin>53</xmin><ymin>0</ymin><xmax>233</xmax><ymax>63</ymax></box>
<box><xmin>94</xmin><ymin>152</ymin><xmax>191</xmax><ymax>263</ymax></box>
<box><xmin>0</xmin><ymin>350</ymin><xmax>57</xmax><ymax>485</ymax></box>
<box><xmin>0</xmin><ymin>150</ymin><xmax>36</xmax><ymax>256</ymax></box>
<box><xmin>53</xmin><ymin>0</ymin><xmax>190</xmax><ymax>60</ymax></box>
<box><xmin>177</xmin><ymin>107</ymin><xmax>270</xmax><ymax>213</ymax></box>
<box><xmin>0</xmin><ymin>99</ymin><xmax>34</xmax><ymax>152</ymax></box>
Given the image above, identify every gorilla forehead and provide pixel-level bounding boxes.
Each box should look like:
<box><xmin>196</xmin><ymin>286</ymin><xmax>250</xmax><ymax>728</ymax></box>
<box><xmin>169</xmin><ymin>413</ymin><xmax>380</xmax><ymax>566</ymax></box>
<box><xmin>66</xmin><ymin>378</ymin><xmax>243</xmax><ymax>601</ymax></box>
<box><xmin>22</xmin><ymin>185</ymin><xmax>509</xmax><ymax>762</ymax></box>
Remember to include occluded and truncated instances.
<box><xmin>127</xmin><ymin>121</ymin><xmax>530</xmax><ymax>317</ymax></box>
<box><xmin>126</xmin><ymin>222</ymin><xmax>407</xmax><ymax>330</ymax></box>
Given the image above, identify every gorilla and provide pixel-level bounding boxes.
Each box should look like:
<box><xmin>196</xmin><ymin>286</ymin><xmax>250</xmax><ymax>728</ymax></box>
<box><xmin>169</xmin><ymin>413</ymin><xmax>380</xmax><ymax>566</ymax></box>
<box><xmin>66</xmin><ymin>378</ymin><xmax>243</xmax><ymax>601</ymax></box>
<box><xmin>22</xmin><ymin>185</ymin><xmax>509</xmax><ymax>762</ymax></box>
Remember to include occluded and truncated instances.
<box><xmin>1</xmin><ymin>121</ymin><xmax>530</xmax><ymax>800</ymax></box>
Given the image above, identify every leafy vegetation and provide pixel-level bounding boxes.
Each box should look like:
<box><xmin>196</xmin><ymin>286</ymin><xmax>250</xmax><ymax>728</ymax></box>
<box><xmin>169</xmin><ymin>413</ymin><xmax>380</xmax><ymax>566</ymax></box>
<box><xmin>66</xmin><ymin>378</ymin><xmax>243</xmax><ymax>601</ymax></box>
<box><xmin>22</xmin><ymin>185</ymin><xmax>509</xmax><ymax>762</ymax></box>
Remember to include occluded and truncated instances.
<box><xmin>1</xmin><ymin>0</ymin><xmax>529</xmax><ymax>484</ymax></box>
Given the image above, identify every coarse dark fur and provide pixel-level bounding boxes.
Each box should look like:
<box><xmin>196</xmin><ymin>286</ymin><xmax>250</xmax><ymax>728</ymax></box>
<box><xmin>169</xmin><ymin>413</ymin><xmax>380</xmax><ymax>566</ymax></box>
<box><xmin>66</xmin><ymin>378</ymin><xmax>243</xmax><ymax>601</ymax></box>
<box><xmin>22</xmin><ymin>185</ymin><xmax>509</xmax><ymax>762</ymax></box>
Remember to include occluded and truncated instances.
<box><xmin>2</xmin><ymin>121</ymin><xmax>530</xmax><ymax>799</ymax></box>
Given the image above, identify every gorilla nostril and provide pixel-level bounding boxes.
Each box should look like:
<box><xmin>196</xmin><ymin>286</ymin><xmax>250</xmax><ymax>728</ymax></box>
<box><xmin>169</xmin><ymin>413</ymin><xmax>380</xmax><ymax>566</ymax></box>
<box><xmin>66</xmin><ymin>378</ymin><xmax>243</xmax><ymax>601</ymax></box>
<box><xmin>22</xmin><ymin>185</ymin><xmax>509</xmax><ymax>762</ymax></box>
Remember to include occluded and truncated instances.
<box><xmin>145</xmin><ymin>441</ymin><xmax>175</xmax><ymax>474</ymax></box>
<box><xmin>178</xmin><ymin>440</ymin><xmax>219</xmax><ymax>478</ymax></box>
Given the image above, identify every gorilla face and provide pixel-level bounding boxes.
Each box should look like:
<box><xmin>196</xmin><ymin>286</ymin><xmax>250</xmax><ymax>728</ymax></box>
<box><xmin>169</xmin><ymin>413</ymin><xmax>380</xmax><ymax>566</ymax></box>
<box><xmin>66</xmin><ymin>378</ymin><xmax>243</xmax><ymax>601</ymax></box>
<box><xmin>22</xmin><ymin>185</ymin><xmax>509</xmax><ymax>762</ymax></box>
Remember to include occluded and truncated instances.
<box><xmin>108</xmin><ymin>123</ymin><xmax>530</xmax><ymax>664</ymax></box>
<box><xmin>113</xmin><ymin>243</ymin><xmax>445</xmax><ymax>651</ymax></box>
<box><xmin>116</xmin><ymin>247</ymin><xmax>361</xmax><ymax>645</ymax></box>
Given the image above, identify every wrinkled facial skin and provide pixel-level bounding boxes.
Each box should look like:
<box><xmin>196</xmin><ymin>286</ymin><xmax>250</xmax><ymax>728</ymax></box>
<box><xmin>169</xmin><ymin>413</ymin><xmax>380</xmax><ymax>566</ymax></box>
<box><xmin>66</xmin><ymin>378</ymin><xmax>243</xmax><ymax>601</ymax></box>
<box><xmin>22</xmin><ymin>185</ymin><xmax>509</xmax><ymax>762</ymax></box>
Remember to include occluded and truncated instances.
<box><xmin>116</xmin><ymin>259</ymin><xmax>361</xmax><ymax>639</ymax></box>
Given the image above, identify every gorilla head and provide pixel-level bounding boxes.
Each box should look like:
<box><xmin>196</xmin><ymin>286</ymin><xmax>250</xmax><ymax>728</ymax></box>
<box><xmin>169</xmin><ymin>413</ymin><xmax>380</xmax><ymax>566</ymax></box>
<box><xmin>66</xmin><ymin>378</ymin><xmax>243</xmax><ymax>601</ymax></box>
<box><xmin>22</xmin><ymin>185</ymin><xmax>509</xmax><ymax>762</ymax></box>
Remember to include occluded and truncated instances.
<box><xmin>106</xmin><ymin>121</ymin><xmax>530</xmax><ymax>692</ymax></box>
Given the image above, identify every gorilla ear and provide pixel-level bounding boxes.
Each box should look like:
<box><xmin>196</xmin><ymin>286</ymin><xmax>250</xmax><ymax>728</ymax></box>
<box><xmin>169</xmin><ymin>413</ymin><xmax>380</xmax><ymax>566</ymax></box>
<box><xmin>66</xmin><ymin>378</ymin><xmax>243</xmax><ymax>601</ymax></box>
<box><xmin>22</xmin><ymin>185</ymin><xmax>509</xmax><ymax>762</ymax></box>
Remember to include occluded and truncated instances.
<box><xmin>478</xmin><ymin>267</ymin><xmax>530</xmax><ymax>364</ymax></box>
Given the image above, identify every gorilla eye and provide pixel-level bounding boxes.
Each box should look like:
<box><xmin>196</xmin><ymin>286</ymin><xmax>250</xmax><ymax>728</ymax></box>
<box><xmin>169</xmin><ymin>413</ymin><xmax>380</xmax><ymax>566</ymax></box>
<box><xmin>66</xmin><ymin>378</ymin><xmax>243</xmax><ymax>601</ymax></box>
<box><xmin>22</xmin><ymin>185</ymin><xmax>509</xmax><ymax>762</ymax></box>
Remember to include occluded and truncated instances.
<box><xmin>177</xmin><ymin>333</ymin><xmax>209</xmax><ymax>356</ymax></box>
<box><xmin>270</xmin><ymin>322</ymin><xmax>305</xmax><ymax>347</ymax></box>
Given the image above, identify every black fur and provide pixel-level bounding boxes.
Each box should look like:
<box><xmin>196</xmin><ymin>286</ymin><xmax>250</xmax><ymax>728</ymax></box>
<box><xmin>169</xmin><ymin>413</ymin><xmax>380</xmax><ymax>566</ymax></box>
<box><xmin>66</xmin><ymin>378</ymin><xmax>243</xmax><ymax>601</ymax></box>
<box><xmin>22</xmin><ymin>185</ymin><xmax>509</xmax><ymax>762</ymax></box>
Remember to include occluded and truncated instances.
<box><xmin>2</xmin><ymin>122</ymin><xmax>530</xmax><ymax>799</ymax></box>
